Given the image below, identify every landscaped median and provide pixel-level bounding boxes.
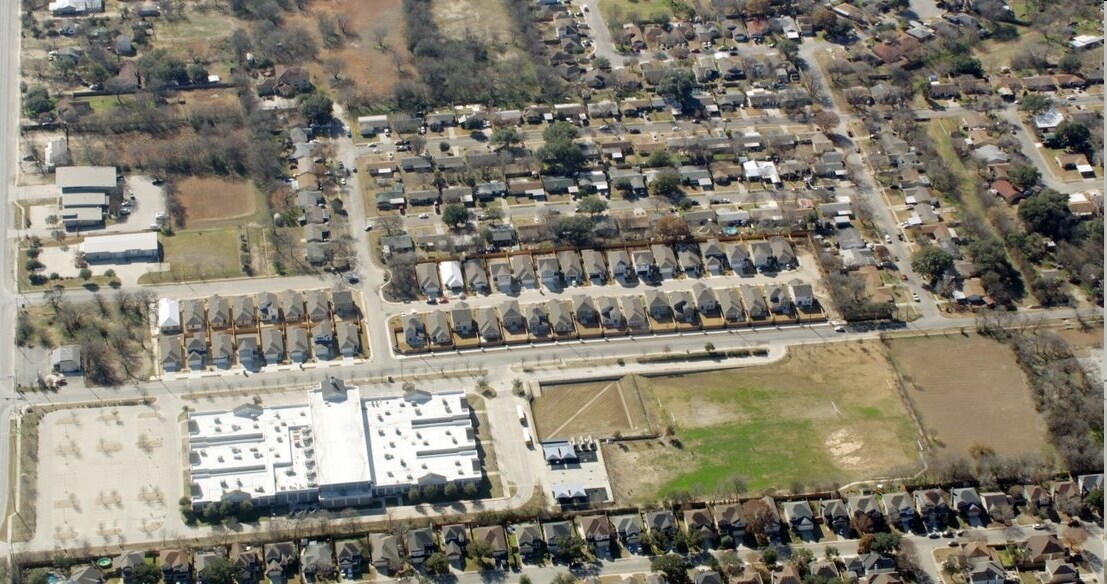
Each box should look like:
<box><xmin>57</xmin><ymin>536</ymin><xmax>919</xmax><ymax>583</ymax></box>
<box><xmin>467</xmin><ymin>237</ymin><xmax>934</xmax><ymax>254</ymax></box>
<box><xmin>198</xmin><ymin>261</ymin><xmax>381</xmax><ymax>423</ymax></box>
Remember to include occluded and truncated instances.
<box><xmin>637</xmin><ymin>346</ymin><xmax>770</xmax><ymax>364</ymax></box>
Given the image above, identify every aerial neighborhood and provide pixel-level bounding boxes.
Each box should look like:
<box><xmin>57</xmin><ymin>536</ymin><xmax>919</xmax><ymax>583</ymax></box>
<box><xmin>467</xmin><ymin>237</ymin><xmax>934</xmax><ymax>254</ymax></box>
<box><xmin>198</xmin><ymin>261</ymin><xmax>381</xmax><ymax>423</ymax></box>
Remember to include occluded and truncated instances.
<box><xmin>0</xmin><ymin>0</ymin><xmax>1102</xmax><ymax>582</ymax></box>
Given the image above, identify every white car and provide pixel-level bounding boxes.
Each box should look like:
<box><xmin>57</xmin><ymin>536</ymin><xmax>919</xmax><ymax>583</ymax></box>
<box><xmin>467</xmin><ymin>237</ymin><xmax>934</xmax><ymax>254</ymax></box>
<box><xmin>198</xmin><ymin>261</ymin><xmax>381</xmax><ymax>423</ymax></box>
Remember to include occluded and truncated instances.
<box><xmin>418</xmin><ymin>213</ymin><xmax>430</xmax><ymax>219</ymax></box>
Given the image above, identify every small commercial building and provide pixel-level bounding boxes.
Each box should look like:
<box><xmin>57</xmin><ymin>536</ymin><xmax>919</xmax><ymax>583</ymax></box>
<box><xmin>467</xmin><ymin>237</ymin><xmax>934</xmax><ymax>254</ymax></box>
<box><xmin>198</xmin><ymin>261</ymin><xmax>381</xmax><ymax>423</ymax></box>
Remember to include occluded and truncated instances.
<box><xmin>80</xmin><ymin>232</ymin><xmax>160</xmax><ymax>263</ymax></box>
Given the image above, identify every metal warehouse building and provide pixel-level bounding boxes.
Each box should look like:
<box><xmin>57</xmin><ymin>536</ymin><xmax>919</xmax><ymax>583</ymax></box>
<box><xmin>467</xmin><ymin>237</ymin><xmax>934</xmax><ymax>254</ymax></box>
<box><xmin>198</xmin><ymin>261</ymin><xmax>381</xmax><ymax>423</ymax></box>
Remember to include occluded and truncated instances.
<box><xmin>79</xmin><ymin>231</ymin><xmax>160</xmax><ymax>263</ymax></box>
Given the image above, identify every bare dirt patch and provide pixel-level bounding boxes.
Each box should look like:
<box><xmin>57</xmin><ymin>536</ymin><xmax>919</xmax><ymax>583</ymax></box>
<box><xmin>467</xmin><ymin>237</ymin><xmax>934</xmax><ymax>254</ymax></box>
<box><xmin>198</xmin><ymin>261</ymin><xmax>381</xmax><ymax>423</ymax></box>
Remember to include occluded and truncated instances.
<box><xmin>431</xmin><ymin>0</ymin><xmax>513</xmax><ymax>44</ymax></box>
<box><xmin>533</xmin><ymin>377</ymin><xmax>654</xmax><ymax>441</ymax></box>
<box><xmin>176</xmin><ymin>177</ymin><xmax>261</xmax><ymax>227</ymax></box>
<box><xmin>886</xmin><ymin>333</ymin><xmax>1049</xmax><ymax>458</ymax></box>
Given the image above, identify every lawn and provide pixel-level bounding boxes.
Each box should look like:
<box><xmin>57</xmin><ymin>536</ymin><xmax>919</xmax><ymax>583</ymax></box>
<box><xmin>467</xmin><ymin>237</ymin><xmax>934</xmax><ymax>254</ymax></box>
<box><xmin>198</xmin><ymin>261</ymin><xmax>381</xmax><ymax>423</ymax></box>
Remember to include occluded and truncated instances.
<box><xmin>432</xmin><ymin>0</ymin><xmax>514</xmax><ymax>46</ymax></box>
<box><xmin>886</xmin><ymin>333</ymin><xmax>1049</xmax><ymax>458</ymax></box>
<box><xmin>175</xmin><ymin>177</ymin><xmax>265</xmax><ymax>228</ymax></box>
<box><xmin>533</xmin><ymin>377</ymin><xmax>654</xmax><ymax>441</ymax></box>
<box><xmin>972</xmin><ymin>30</ymin><xmax>1049</xmax><ymax>74</ymax></box>
<box><xmin>599</xmin><ymin>0</ymin><xmax>673</xmax><ymax>25</ymax></box>
<box><xmin>602</xmin><ymin>342</ymin><xmax>921</xmax><ymax>503</ymax></box>
<box><xmin>138</xmin><ymin>229</ymin><xmax>243</xmax><ymax>284</ymax></box>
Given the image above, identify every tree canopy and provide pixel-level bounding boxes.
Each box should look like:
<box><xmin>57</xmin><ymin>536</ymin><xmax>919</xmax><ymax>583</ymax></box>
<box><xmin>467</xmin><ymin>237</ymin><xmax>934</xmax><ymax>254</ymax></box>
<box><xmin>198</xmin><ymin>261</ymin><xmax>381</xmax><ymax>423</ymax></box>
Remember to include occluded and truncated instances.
<box><xmin>1019</xmin><ymin>189</ymin><xmax>1075</xmax><ymax>240</ymax></box>
<box><xmin>557</xmin><ymin>215</ymin><xmax>594</xmax><ymax>246</ymax></box>
<box><xmin>577</xmin><ymin>195</ymin><xmax>608</xmax><ymax>217</ymax></box>
<box><xmin>538</xmin><ymin>121</ymin><xmax>584</xmax><ymax>175</ymax></box>
<box><xmin>650</xmin><ymin>170</ymin><xmax>683</xmax><ymax>199</ymax></box>
<box><xmin>1051</xmin><ymin>120</ymin><xmax>1091</xmax><ymax>152</ymax></box>
<box><xmin>656</xmin><ymin>68</ymin><xmax>698</xmax><ymax>112</ymax></box>
<box><xmin>910</xmin><ymin>245</ymin><xmax>954</xmax><ymax>282</ymax></box>
<box><xmin>1007</xmin><ymin>164</ymin><xmax>1041</xmax><ymax>191</ymax></box>
<box><xmin>1019</xmin><ymin>94</ymin><xmax>1054</xmax><ymax>116</ymax></box>
<box><xmin>298</xmin><ymin>93</ymin><xmax>334</xmax><ymax>126</ymax></box>
<box><xmin>651</xmin><ymin>553</ymin><xmax>691</xmax><ymax>584</ymax></box>
<box><xmin>442</xmin><ymin>203</ymin><xmax>470</xmax><ymax>228</ymax></box>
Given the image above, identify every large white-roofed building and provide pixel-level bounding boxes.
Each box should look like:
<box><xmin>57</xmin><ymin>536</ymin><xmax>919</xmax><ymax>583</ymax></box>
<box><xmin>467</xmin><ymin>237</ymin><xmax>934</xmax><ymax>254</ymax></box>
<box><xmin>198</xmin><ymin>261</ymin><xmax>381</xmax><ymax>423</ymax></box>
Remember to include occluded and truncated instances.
<box><xmin>80</xmin><ymin>231</ymin><xmax>160</xmax><ymax>263</ymax></box>
<box><xmin>186</xmin><ymin>377</ymin><xmax>480</xmax><ymax>510</ymax></box>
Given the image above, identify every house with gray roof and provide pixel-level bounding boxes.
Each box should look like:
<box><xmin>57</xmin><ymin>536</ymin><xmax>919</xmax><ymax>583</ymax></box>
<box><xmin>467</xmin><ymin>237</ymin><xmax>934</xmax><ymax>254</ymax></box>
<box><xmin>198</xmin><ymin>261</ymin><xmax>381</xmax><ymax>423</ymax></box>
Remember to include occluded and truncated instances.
<box><xmin>515</xmin><ymin>523</ymin><xmax>544</xmax><ymax>561</ymax></box>
<box><xmin>612</xmin><ymin>514</ymin><xmax>643</xmax><ymax>553</ymax></box>
<box><xmin>624</xmin><ymin>297</ymin><xmax>649</xmax><ymax>332</ymax></box>
<box><xmin>821</xmin><ymin>499</ymin><xmax>850</xmax><ymax>536</ymax></box>
<box><xmin>525</xmin><ymin>304</ymin><xmax>550</xmax><ymax>337</ymax></box>
<box><xmin>426</xmin><ymin>311</ymin><xmax>451</xmax><ymax>345</ymax></box>
<box><xmin>558</xmin><ymin>251</ymin><xmax>583</xmax><ymax>286</ymax></box>
<box><xmin>312</xmin><ymin>322</ymin><xmax>334</xmax><ymax>360</ymax></box>
<box><xmin>724</xmin><ymin>242</ymin><xmax>752</xmax><ymax>274</ymax></box>
<box><xmin>572</xmin><ymin>295</ymin><xmax>597</xmax><ymax>326</ymax></box>
<box><xmin>305</xmin><ymin>290</ymin><xmax>329</xmax><ymax>323</ymax></box>
<box><xmin>281</xmin><ymin>290</ymin><xmax>304</xmax><ymax>323</ymax></box>
<box><xmin>782</xmin><ymin>500</ymin><xmax>817</xmax><ymax>539</ymax></box>
<box><xmin>450</xmin><ymin>302</ymin><xmax>475</xmax><ymax>336</ymax></box>
<box><xmin>596</xmin><ymin>296</ymin><xmax>623</xmax><ymax>329</ymax></box>
<box><xmin>160</xmin><ymin>336</ymin><xmax>183</xmax><ymax>372</ymax></box>
<box><xmin>406</xmin><ymin>528</ymin><xmax>436</xmax><ymax>566</ymax></box>
<box><xmin>501</xmin><ymin>300</ymin><xmax>525</xmax><ymax>333</ymax></box>
<box><xmin>535</xmin><ymin>254</ymin><xmax>561</xmax><ymax>288</ymax></box>
<box><xmin>186</xmin><ymin>334</ymin><xmax>209</xmax><ymax>370</ymax></box>
<box><xmin>261</xmin><ymin>328</ymin><xmax>284</xmax><ymax>364</ymax></box>
<box><xmin>208</xmin><ymin>295</ymin><xmax>230</xmax><ymax>329</ymax></box>
<box><xmin>511</xmin><ymin>255</ymin><xmax>538</xmax><ymax>288</ymax></box>
<box><xmin>489</xmin><ymin>258</ymin><xmax>513</xmax><ymax>292</ymax></box>
<box><xmin>651</xmin><ymin>244</ymin><xmax>679</xmax><ymax>279</ymax></box>
<box><xmin>581</xmin><ymin>249</ymin><xmax>607</xmax><ymax>283</ymax></box>
<box><xmin>741</xmin><ymin>285</ymin><xmax>768</xmax><ymax>318</ymax></box>
<box><xmin>335</xmin><ymin>322</ymin><xmax>360</xmax><ymax>357</ymax></box>
<box><xmin>476</xmin><ymin>307</ymin><xmax>501</xmax><ymax>342</ymax></box>
<box><xmin>678</xmin><ymin>247</ymin><xmax>703</xmax><ymax>277</ymax></box>
<box><xmin>464</xmin><ymin>260</ymin><xmax>489</xmax><ymax>294</ymax></box>
<box><xmin>717</xmin><ymin>288</ymin><xmax>743</xmax><ymax>322</ymax></box>
<box><xmin>608</xmin><ymin>249</ymin><xmax>632</xmax><ymax>280</ymax></box>
<box><xmin>288</xmin><ymin>327</ymin><xmax>310</xmax><ymax>362</ymax></box>
<box><xmin>301</xmin><ymin>541</ymin><xmax>334</xmax><ymax>582</ymax></box>
<box><xmin>670</xmin><ymin>290</ymin><xmax>696</xmax><ymax>323</ymax></box>
<box><xmin>403</xmin><ymin>315</ymin><xmax>426</xmax><ymax>348</ymax></box>
<box><xmin>416</xmin><ymin>263</ymin><xmax>441</xmax><ymax>298</ymax></box>
<box><xmin>548</xmin><ymin>300</ymin><xmax>575</xmax><ymax>335</ymax></box>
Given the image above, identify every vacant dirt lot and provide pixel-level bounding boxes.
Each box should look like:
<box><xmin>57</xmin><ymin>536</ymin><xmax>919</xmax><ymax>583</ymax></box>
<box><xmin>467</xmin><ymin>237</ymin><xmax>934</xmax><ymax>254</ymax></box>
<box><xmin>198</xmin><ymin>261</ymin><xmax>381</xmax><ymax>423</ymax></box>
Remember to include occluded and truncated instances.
<box><xmin>176</xmin><ymin>177</ymin><xmax>261</xmax><ymax>228</ymax></box>
<box><xmin>887</xmin><ymin>334</ymin><xmax>1048</xmax><ymax>458</ymax></box>
<box><xmin>533</xmin><ymin>377</ymin><xmax>653</xmax><ymax>441</ymax></box>
<box><xmin>603</xmin><ymin>343</ymin><xmax>920</xmax><ymax>503</ymax></box>
<box><xmin>286</xmin><ymin>0</ymin><xmax>410</xmax><ymax>96</ymax></box>
<box><xmin>432</xmin><ymin>0</ymin><xmax>514</xmax><ymax>45</ymax></box>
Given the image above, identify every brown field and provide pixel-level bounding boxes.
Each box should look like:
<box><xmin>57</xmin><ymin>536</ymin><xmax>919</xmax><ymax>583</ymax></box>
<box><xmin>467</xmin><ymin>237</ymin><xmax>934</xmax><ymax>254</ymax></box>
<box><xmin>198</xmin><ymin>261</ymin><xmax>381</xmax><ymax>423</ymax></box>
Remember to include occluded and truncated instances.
<box><xmin>602</xmin><ymin>342</ymin><xmax>920</xmax><ymax>503</ymax></box>
<box><xmin>532</xmin><ymin>377</ymin><xmax>654</xmax><ymax>441</ymax></box>
<box><xmin>432</xmin><ymin>0</ymin><xmax>514</xmax><ymax>45</ymax></box>
<box><xmin>176</xmin><ymin>177</ymin><xmax>261</xmax><ymax>227</ymax></box>
<box><xmin>286</xmin><ymin>0</ymin><xmax>410</xmax><ymax>96</ymax></box>
<box><xmin>886</xmin><ymin>334</ymin><xmax>1048</xmax><ymax>458</ymax></box>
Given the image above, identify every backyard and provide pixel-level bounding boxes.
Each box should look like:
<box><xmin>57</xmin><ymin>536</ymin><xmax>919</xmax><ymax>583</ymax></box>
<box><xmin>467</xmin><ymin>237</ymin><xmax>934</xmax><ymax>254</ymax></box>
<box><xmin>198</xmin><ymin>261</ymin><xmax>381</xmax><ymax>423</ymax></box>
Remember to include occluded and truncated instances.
<box><xmin>602</xmin><ymin>342</ymin><xmax>921</xmax><ymax>503</ymax></box>
<box><xmin>886</xmin><ymin>333</ymin><xmax>1050</xmax><ymax>458</ymax></box>
<box><xmin>599</xmin><ymin>0</ymin><xmax>675</xmax><ymax>25</ymax></box>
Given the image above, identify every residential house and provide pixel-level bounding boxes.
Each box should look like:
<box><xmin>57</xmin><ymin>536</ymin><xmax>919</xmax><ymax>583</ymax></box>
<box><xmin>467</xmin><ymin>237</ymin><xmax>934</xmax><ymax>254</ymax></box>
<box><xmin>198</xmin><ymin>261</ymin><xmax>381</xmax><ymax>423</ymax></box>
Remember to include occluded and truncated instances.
<box><xmin>692</xmin><ymin>282</ymin><xmax>718</xmax><ymax>314</ymax></box>
<box><xmin>515</xmin><ymin>523</ymin><xmax>544</xmax><ymax>561</ymax></box>
<box><xmin>442</xmin><ymin>524</ymin><xmax>469</xmax><ymax>567</ymax></box>
<box><xmin>740</xmin><ymin>286</ymin><xmax>768</xmax><ymax>319</ymax></box>
<box><xmin>612</xmin><ymin>514</ymin><xmax>644</xmax><ymax>553</ymax></box>
<box><xmin>750</xmin><ymin>241</ymin><xmax>773</xmax><ymax>270</ymax></box>
<box><xmin>426</xmin><ymin>311</ymin><xmax>451</xmax><ymax>345</ymax></box>
<box><xmin>789</xmin><ymin>280</ymin><xmax>815</xmax><ymax>309</ymax></box>
<box><xmin>182</xmin><ymin>300</ymin><xmax>207</xmax><ymax>334</ymax></box>
<box><xmin>369</xmin><ymin>534</ymin><xmax>402</xmax><ymax>576</ymax></box>
<box><xmin>712</xmin><ymin>503</ymin><xmax>746</xmax><ymax>541</ymax></box>
<box><xmin>548</xmin><ymin>300</ymin><xmax>575</xmax><ymax>336</ymax></box>
<box><xmin>449</xmin><ymin>302</ymin><xmax>475</xmax><ymax>336</ymax></box>
<box><xmin>311</xmin><ymin>322</ymin><xmax>334</xmax><ymax>360</ymax></box>
<box><xmin>847</xmin><ymin>495</ymin><xmax>883</xmax><ymax>530</ymax></box>
<box><xmin>769</xmin><ymin>237</ymin><xmax>796</xmax><ymax>268</ymax></box>
<box><xmin>260</xmin><ymin>328</ymin><xmax>284</xmax><ymax>365</ymax></box>
<box><xmin>287</xmin><ymin>327</ymin><xmax>310</xmax><ymax>362</ymax></box>
<box><xmin>1041</xmin><ymin>560</ymin><xmax>1079</xmax><ymax>584</ymax></box>
<box><xmin>952</xmin><ymin>487</ymin><xmax>985</xmax><ymax>522</ymax></box>
<box><xmin>543</xmin><ymin>520</ymin><xmax>576</xmax><ymax>561</ymax></box>
<box><xmin>256</xmin><ymin>292</ymin><xmax>281</xmax><ymax>325</ymax></box>
<box><xmin>66</xmin><ymin>566</ymin><xmax>104</xmax><ymax>584</ymax></box>
<box><xmin>525</xmin><ymin>304</ymin><xmax>550</xmax><ymax>337</ymax></box>
<box><xmin>159</xmin><ymin>549</ymin><xmax>192</xmax><ymax>584</ymax></box>
<box><xmin>581</xmin><ymin>249</ymin><xmax>607</xmax><ymax>284</ymax></box>
<box><xmin>645</xmin><ymin>510</ymin><xmax>677</xmax><ymax>548</ymax></box>
<box><xmin>207</xmin><ymin>295</ymin><xmax>230</xmax><ymax>329</ymax></box>
<box><xmin>264</xmin><ymin>542</ymin><xmax>298</xmax><ymax>584</ymax></box>
<box><xmin>229</xmin><ymin>544</ymin><xmax>261</xmax><ymax>584</ymax></box>
<box><xmin>52</xmin><ymin>345</ymin><xmax>81</xmax><ymax>375</ymax></box>
<box><xmin>914</xmin><ymin>489</ymin><xmax>950</xmax><ymax>530</ymax></box>
<box><xmin>572</xmin><ymin>295</ymin><xmax>598</xmax><ymax>327</ymax></box>
<box><xmin>232</xmin><ymin>296</ymin><xmax>256</xmax><ymax>330</ymax></box>
<box><xmin>328</xmin><ymin>289</ymin><xmax>356</xmax><ymax>320</ymax></box>
<box><xmin>536</xmin><ymin>254</ymin><xmax>561</xmax><ymax>288</ymax></box>
<box><xmin>1077</xmin><ymin>473</ymin><xmax>1103</xmax><ymax>496</ymax></box>
<box><xmin>700</xmin><ymin>239</ymin><xmax>726</xmax><ymax>275</ymax></box>
<box><xmin>1022</xmin><ymin>535</ymin><xmax>1067</xmax><ymax>566</ymax></box>
<box><xmin>678</xmin><ymin>248</ymin><xmax>703</xmax><ymax>277</ymax></box>
<box><xmin>578</xmin><ymin>515</ymin><xmax>613</xmax><ymax>559</ymax></box>
<box><xmin>774</xmin><ymin>564</ymin><xmax>802</xmax><ymax>584</ymax></box>
<box><xmin>512</xmin><ymin>255</ymin><xmax>538</xmax><ymax>289</ymax></box>
<box><xmin>782</xmin><ymin>500</ymin><xmax>817</xmax><ymax>539</ymax></box>
<box><xmin>335</xmin><ymin>322</ymin><xmax>360</xmax><ymax>358</ymax></box>
<box><xmin>476</xmin><ymin>307</ymin><xmax>501</xmax><ymax>342</ymax></box>
<box><xmin>1024</xmin><ymin>485</ymin><xmax>1052</xmax><ymax>509</ymax></box>
<box><xmin>645</xmin><ymin>289</ymin><xmax>672</xmax><ymax>321</ymax></box>
<box><xmin>301</xmin><ymin>541</ymin><xmax>335</xmax><ymax>583</ymax></box>
<box><xmin>623</xmin><ymin>297</ymin><xmax>649</xmax><ymax>332</ymax></box>
<box><xmin>417</xmin><ymin>263</ymin><xmax>442</xmax><ymax>298</ymax></box>
<box><xmin>489</xmin><ymin>258</ymin><xmax>513</xmax><ymax>293</ymax></box>
<box><xmin>596</xmin><ymin>296</ymin><xmax>624</xmax><ymax>329</ymax></box>
<box><xmin>764</xmin><ymin>285</ymin><xmax>791</xmax><ymax>314</ymax></box>
<box><xmin>472</xmin><ymin>525</ymin><xmax>509</xmax><ymax>566</ymax></box>
<box><xmin>403</xmin><ymin>315</ymin><xmax>426</xmax><ymax>348</ymax></box>
<box><xmin>881</xmin><ymin>491</ymin><xmax>916</xmax><ymax>530</ymax></box>
<box><xmin>185</xmin><ymin>334</ymin><xmax>208</xmax><ymax>370</ymax></box>
<box><xmin>463</xmin><ymin>260</ymin><xmax>490</xmax><ymax>294</ymax></box>
<box><xmin>113</xmin><ymin>551</ymin><xmax>146</xmax><ymax>584</ymax></box>
<box><xmin>669</xmin><ymin>290</ymin><xmax>696</xmax><ymax>323</ymax></box>
<box><xmin>632</xmin><ymin>248</ymin><xmax>655</xmax><ymax>279</ymax></box>
<box><xmin>968</xmin><ymin>561</ymin><xmax>1006</xmax><ymax>584</ymax></box>
<box><xmin>717</xmin><ymin>288</ymin><xmax>744</xmax><ymax>322</ymax></box>
<box><xmin>697</xmin><ymin>571</ymin><xmax>725</xmax><ymax>584</ymax></box>
<box><xmin>651</xmin><ymin>245</ymin><xmax>679</xmax><ymax>279</ymax></box>
<box><xmin>406</xmin><ymin>528</ymin><xmax>437</xmax><ymax>566</ymax></box>
<box><xmin>501</xmin><ymin>300</ymin><xmax>525</xmax><ymax>333</ymax></box>
<box><xmin>821</xmin><ymin>499</ymin><xmax>850</xmax><ymax>536</ymax></box>
<box><xmin>305</xmin><ymin>290</ymin><xmax>329</xmax><ymax>323</ymax></box>
<box><xmin>439</xmin><ymin>261</ymin><xmax>465</xmax><ymax>295</ymax></box>
<box><xmin>684</xmin><ymin>508</ymin><xmax>717</xmax><ymax>548</ymax></box>
<box><xmin>236</xmin><ymin>335</ymin><xmax>260</xmax><ymax>368</ymax></box>
<box><xmin>608</xmin><ymin>250</ymin><xmax>632</xmax><ymax>280</ymax></box>
<box><xmin>281</xmin><ymin>290</ymin><xmax>305</xmax><ymax>323</ymax></box>
<box><xmin>558</xmin><ymin>251</ymin><xmax>584</xmax><ymax>286</ymax></box>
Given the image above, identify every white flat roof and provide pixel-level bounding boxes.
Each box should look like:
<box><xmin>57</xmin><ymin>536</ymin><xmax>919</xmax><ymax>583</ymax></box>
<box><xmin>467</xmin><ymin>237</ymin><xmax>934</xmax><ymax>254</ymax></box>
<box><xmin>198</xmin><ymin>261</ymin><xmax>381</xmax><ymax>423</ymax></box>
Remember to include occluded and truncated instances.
<box><xmin>309</xmin><ymin>385</ymin><xmax>372</xmax><ymax>488</ymax></box>
<box><xmin>55</xmin><ymin>166</ymin><xmax>116</xmax><ymax>189</ymax></box>
<box><xmin>365</xmin><ymin>391</ymin><xmax>480</xmax><ymax>489</ymax></box>
<box><xmin>80</xmin><ymin>231</ymin><xmax>159</xmax><ymax>255</ymax></box>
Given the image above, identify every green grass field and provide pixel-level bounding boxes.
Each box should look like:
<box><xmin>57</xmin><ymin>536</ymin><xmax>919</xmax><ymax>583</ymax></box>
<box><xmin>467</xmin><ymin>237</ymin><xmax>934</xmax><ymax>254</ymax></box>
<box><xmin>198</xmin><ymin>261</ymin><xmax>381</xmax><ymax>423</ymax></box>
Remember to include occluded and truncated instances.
<box><xmin>599</xmin><ymin>0</ymin><xmax>673</xmax><ymax>25</ymax></box>
<box><xmin>604</xmin><ymin>343</ymin><xmax>921</xmax><ymax>502</ymax></box>
<box><xmin>139</xmin><ymin>229</ymin><xmax>243</xmax><ymax>284</ymax></box>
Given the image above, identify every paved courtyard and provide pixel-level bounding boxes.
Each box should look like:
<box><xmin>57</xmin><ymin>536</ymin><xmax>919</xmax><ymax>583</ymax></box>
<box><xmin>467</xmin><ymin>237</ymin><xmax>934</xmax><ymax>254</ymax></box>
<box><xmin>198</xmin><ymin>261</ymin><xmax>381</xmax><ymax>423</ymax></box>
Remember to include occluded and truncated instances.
<box><xmin>33</xmin><ymin>402</ymin><xmax>185</xmax><ymax>550</ymax></box>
